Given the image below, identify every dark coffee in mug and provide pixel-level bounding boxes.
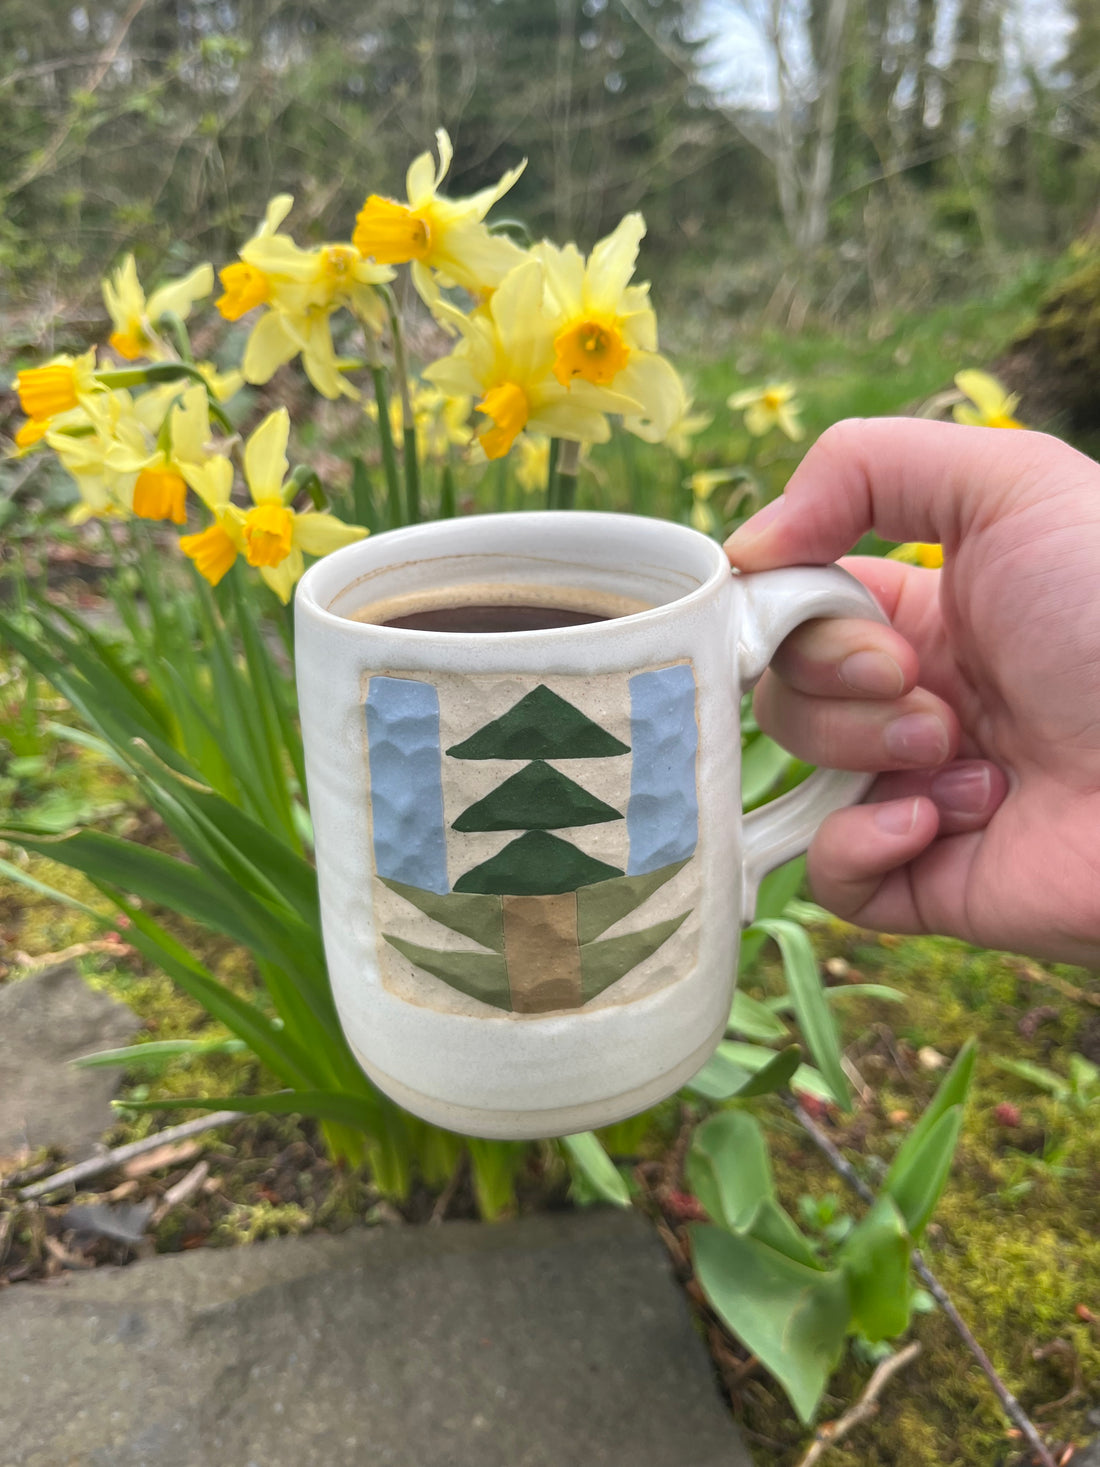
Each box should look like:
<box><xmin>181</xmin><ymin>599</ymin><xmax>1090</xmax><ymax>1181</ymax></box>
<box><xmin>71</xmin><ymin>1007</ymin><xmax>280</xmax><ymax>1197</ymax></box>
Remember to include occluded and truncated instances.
<box><xmin>350</xmin><ymin>582</ymin><xmax>651</xmax><ymax>632</ymax></box>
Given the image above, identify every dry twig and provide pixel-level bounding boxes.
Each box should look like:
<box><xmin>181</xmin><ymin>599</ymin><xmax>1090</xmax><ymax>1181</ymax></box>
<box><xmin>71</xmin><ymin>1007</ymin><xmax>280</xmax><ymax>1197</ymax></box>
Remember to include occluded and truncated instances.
<box><xmin>796</xmin><ymin>1342</ymin><xmax>922</xmax><ymax>1467</ymax></box>
<box><xmin>15</xmin><ymin>1111</ymin><xmax>245</xmax><ymax>1201</ymax></box>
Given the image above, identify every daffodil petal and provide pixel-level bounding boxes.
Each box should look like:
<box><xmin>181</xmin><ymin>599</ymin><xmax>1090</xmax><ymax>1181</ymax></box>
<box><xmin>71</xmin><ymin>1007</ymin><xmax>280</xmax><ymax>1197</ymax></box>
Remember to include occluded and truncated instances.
<box><xmin>147</xmin><ymin>262</ymin><xmax>214</xmax><ymax>323</ymax></box>
<box><xmin>244</xmin><ymin>408</ymin><xmax>290</xmax><ymax>502</ymax></box>
<box><xmin>293</xmin><ymin>511</ymin><xmax>368</xmax><ymax>556</ymax></box>
<box><xmin>243</xmin><ymin>310</ymin><xmax>299</xmax><ymax>385</ymax></box>
<box><xmin>586</xmin><ymin>213</ymin><xmax>646</xmax><ymax>317</ymax></box>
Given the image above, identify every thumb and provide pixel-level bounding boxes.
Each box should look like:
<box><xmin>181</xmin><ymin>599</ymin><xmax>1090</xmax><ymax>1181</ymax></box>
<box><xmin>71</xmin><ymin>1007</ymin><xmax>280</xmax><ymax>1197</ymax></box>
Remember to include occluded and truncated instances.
<box><xmin>724</xmin><ymin>418</ymin><xmax>1065</xmax><ymax>570</ymax></box>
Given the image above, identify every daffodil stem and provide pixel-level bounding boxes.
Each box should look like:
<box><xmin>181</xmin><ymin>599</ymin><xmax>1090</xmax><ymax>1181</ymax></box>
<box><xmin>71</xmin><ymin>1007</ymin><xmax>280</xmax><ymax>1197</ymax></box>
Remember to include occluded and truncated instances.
<box><xmin>556</xmin><ymin>438</ymin><xmax>580</xmax><ymax>511</ymax></box>
<box><xmin>156</xmin><ymin>311</ymin><xmax>194</xmax><ymax>365</ymax></box>
<box><xmin>285</xmin><ymin>464</ymin><xmax>326</xmax><ymax>511</ymax></box>
<box><xmin>98</xmin><ymin>362</ymin><xmax>207</xmax><ymax>390</ymax></box>
<box><xmin>403</xmin><ymin>427</ymin><xmax>421</xmax><ymax>525</ymax></box>
<box><xmin>546</xmin><ymin>437</ymin><xmax>561</xmax><ymax>509</ymax></box>
<box><xmin>369</xmin><ymin>365</ymin><xmax>403</xmax><ymax>528</ymax></box>
<box><xmin>384</xmin><ymin>289</ymin><xmax>420</xmax><ymax>525</ymax></box>
<box><xmin>440</xmin><ymin>464</ymin><xmax>457</xmax><ymax>519</ymax></box>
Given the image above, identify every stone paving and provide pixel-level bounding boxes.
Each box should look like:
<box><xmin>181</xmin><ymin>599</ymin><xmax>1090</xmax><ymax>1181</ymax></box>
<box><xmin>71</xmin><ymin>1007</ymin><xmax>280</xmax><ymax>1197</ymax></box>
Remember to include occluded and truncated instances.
<box><xmin>0</xmin><ymin>1210</ymin><xmax>752</xmax><ymax>1467</ymax></box>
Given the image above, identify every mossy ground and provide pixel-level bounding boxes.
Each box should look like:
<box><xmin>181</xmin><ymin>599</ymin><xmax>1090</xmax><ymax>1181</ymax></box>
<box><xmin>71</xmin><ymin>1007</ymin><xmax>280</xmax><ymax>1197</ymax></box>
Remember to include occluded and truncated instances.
<box><xmin>725</xmin><ymin>922</ymin><xmax>1100</xmax><ymax>1466</ymax></box>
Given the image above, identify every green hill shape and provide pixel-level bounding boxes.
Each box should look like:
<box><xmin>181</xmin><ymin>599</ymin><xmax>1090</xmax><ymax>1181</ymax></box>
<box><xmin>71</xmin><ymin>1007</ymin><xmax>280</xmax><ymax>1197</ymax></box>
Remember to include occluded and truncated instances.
<box><xmin>447</xmin><ymin>685</ymin><xmax>630</xmax><ymax>761</ymax></box>
<box><xmin>453</xmin><ymin>830</ymin><xmax>623</xmax><ymax>895</ymax></box>
<box><xmin>452</xmin><ymin>761</ymin><xmax>622</xmax><ymax>833</ymax></box>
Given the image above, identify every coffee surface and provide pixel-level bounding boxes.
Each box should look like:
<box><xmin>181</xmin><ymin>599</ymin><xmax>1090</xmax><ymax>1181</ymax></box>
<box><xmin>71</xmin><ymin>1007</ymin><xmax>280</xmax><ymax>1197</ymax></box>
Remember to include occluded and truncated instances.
<box><xmin>349</xmin><ymin>581</ymin><xmax>652</xmax><ymax>630</ymax></box>
<box><xmin>381</xmin><ymin>603</ymin><xmax>610</xmax><ymax>633</ymax></box>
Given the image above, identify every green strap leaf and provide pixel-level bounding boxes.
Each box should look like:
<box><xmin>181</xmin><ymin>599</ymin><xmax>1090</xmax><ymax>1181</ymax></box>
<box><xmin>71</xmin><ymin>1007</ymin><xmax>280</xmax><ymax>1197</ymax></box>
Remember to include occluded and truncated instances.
<box><xmin>884</xmin><ymin>1039</ymin><xmax>975</xmax><ymax>1195</ymax></box>
<box><xmin>753</xmin><ymin>918</ymin><xmax>850</xmax><ymax>1110</ymax></box>
<box><xmin>560</xmin><ymin>1132</ymin><xmax>631</xmax><ymax>1208</ymax></box>
<box><xmin>883</xmin><ymin>1106</ymin><xmax>964</xmax><ymax>1243</ymax></box>
<box><xmin>729</xmin><ymin>988</ymin><xmax>790</xmax><ymax>1041</ymax></box>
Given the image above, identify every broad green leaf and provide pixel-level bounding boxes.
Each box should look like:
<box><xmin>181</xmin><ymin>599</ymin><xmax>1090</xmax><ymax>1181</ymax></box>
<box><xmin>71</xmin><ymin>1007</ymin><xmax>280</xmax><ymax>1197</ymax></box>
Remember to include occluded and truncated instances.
<box><xmin>690</xmin><ymin>1224</ymin><xmax>850</xmax><ymax>1424</ymax></box>
<box><xmin>729</xmin><ymin>988</ymin><xmax>789</xmax><ymax>1041</ymax></box>
<box><xmin>748</xmin><ymin>1196</ymin><xmax>823</xmax><ymax>1270</ymax></box>
<box><xmin>686</xmin><ymin>1042</ymin><xmax>827</xmax><ymax>1102</ymax></box>
<box><xmin>686</xmin><ymin>1110</ymin><xmax>773</xmax><ymax>1230</ymax></box>
<box><xmin>560</xmin><ymin>1132</ymin><xmax>631</xmax><ymax>1208</ymax></box>
<box><xmin>885</xmin><ymin>1039</ymin><xmax>975</xmax><ymax>1194</ymax></box>
<box><xmin>837</xmin><ymin>1196</ymin><xmax>912</xmax><ymax>1342</ymax></box>
<box><xmin>753</xmin><ymin>919</ymin><xmax>850</xmax><ymax>1110</ymax></box>
<box><xmin>884</xmin><ymin>1107</ymin><xmax>963</xmax><ymax>1243</ymax></box>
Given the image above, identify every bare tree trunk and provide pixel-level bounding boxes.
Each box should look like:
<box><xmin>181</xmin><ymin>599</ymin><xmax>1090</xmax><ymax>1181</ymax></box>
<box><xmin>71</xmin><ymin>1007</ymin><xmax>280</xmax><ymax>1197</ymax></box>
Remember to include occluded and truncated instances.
<box><xmin>798</xmin><ymin>0</ymin><xmax>851</xmax><ymax>254</ymax></box>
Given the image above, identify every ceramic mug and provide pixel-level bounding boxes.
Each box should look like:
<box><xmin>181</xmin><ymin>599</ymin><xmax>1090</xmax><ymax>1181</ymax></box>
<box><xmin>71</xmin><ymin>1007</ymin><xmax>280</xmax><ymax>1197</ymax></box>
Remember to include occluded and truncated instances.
<box><xmin>295</xmin><ymin>511</ymin><xmax>882</xmax><ymax>1139</ymax></box>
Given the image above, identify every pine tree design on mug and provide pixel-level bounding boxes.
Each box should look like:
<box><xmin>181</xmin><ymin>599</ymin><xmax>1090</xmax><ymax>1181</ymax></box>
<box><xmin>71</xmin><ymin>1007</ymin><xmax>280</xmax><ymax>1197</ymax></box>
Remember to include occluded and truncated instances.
<box><xmin>363</xmin><ymin>665</ymin><xmax>699</xmax><ymax>1014</ymax></box>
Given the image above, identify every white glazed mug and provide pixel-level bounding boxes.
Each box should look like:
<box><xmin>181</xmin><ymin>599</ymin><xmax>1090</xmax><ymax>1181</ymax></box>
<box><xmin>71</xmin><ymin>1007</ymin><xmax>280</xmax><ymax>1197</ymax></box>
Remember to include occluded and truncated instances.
<box><xmin>295</xmin><ymin>511</ymin><xmax>882</xmax><ymax>1140</ymax></box>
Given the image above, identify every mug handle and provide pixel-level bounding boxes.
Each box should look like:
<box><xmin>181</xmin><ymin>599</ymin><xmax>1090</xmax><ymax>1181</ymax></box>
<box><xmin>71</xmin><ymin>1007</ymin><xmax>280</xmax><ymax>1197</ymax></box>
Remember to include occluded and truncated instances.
<box><xmin>736</xmin><ymin>565</ymin><xmax>890</xmax><ymax>922</ymax></box>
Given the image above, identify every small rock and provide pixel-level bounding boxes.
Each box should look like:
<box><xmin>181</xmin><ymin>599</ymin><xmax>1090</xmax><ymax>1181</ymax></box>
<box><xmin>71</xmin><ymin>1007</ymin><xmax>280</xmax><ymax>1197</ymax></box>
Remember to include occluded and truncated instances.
<box><xmin>917</xmin><ymin>1046</ymin><xmax>948</xmax><ymax>1071</ymax></box>
<box><xmin>0</xmin><ymin>962</ymin><xmax>140</xmax><ymax>1161</ymax></box>
<box><xmin>824</xmin><ymin>957</ymin><xmax>850</xmax><ymax>979</ymax></box>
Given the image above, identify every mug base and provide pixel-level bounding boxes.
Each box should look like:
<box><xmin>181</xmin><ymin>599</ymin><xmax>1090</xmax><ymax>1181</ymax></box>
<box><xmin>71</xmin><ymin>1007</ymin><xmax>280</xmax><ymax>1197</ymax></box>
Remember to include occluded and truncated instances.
<box><xmin>349</xmin><ymin>1022</ymin><xmax>726</xmax><ymax>1140</ymax></box>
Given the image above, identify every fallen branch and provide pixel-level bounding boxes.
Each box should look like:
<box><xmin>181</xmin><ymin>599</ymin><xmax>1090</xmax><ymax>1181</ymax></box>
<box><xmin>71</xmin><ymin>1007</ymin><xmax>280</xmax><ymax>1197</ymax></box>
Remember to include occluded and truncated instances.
<box><xmin>1011</xmin><ymin>960</ymin><xmax>1100</xmax><ymax>1011</ymax></box>
<box><xmin>783</xmin><ymin>1094</ymin><xmax>1058</xmax><ymax>1467</ymax></box>
<box><xmin>15</xmin><ymin>1111</ymin><xmax>245</xmax><ymax>1201</ymax></box>
<box><xmin>796</xmin><ymin>1342</ymin><xmax>922</xmax><ymax>1467</ymax></box>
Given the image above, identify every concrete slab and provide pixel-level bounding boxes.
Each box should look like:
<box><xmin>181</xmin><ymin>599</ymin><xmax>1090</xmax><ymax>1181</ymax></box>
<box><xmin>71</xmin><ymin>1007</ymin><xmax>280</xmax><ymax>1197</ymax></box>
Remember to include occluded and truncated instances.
<box><xmin>0</xmin><ymin>1210</ymin><xmax>751</xmax><ymax>1467</ymax></box>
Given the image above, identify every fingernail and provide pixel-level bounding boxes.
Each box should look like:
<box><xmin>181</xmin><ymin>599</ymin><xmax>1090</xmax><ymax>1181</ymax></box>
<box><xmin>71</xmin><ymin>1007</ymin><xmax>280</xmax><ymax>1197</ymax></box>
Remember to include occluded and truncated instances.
<box><xmin>874</xmin><ymin>797</ymin><xmax>920</xmax><ymax>835</ymax></box>
<box><xmin>725</xmin><ymin>495</ymin><xmax>785</xmax><ymax>550</ymax></box>
<box><xmin>839</xmin><ymin>650</ymin><xmax>905</xmax><ymax>698</ymax></box>
<box><xmin>883</xmin><ymin>712</ymin><xmax>949</xmax><ymax>765</ymax></box>
<box><xmin>930</xmin><ymin>763</ymin><xmax>991</xmax><ymax>814</ymax></box>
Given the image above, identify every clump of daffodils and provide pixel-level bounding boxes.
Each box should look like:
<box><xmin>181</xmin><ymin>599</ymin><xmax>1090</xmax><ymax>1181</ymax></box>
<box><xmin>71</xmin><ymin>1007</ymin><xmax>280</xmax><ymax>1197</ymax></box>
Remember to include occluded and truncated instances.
<box><xmin>10</xmin><ymin>127</ymin><xmax>705</xmax><ymax>601</ymax></box>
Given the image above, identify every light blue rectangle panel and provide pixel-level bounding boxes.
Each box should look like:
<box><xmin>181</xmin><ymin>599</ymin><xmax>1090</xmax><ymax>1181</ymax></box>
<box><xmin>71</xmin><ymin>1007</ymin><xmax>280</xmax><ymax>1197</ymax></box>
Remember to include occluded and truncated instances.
<box><xmin>626</xmin><ymin>664</ymin><xmax>699</xmax><ymax>875</ymax></box>
<box><xmin>365</xmin><ymin>676</ymin><xmax>449</xmax><ymax>894</ymax></box>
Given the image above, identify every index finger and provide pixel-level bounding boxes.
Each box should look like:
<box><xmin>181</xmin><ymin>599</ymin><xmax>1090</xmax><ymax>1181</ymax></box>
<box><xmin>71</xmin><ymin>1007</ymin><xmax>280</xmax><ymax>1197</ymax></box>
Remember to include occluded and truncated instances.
<box><xmin>723</xmin><ymin>418</ymin><xmax>1082</xmax><ymax>570</ymax></box>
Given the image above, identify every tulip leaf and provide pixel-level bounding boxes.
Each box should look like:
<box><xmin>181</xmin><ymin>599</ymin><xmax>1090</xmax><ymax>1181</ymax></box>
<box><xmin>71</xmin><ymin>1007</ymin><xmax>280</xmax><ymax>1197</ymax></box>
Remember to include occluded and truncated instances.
<box><xmin>690</xmin><ymin>1224</ymin><xmax>850</xmax><ymax>1425</ymax></box>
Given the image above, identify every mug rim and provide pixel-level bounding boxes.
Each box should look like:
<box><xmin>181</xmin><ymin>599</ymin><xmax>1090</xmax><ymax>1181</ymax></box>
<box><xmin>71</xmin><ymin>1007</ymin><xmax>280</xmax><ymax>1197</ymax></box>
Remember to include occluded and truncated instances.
<box><xmin>294</xmin><ymin>510</ymin><xmax>733</xmax><ymax>640</ymax></box>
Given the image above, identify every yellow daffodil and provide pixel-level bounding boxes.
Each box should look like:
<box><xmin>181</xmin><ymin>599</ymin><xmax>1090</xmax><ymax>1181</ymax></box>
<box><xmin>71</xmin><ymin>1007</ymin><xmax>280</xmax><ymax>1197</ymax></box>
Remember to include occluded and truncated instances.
<box><xmin>953</xmin><ymin>370</ymin><xmax>1024</xmax><ymax>429</ymax></box>
<box><xmin>94</xmin><ymin>382</ymin><xmax>217</xmax><ymax>526</ymax></box>
<box><xmin>188</xmin><ymin>408</ymin><xmax>367</xmax><ymax>602</ymax></box>
<box><xmin>686</xmin><ymin>469</ymin><xmax>735</xmax><ymax>536</ymax></box>
<box><xmin>424</xmin><ymin>258</ymin><xmax>642</xmax><ymax>460</ymax></box>
<box><xmin>727</xmin><ymin>382</ymin><xmax>804</xmax><ymax>441</ymax></box>
<box><xmin>353</xmin><ymin>129</ymin><xmax>526</xmax><ymax>308</ymax></box>
<box><xmin>196</xmin><ymin>361</ymin><xmax>244</xmax><ymax>403</ymax></box>
<box><xmin>888</xmin><ymin>542</ymin><xmax>944</xmax><ymax>568</ymax></box>
<box><xmin>45</xmin><ymin>389</ymin><xmax>148</xmax><ymax>522</ymax></box>
<box><xmin>178</xmin><ymin>453</ymin><xmax>240</xmax><ymax>587</ymax></box>
<box><xmin>13</xmin><ymin>348</ymin><xmax>102</xmax><ymax>449</ymax></box>
<box><xmin>103</xmin><ymin>255</ymin><xmax>213</xmax><ymax>361</ymax></box>
<box><xmin>515</xmin><ymin>433</ymin><xmax>551</xmax><ymax>494</ymax></box>
<box><xmin>222</xmin><ymin>196</ymin><xmax>394</xmax><ymax>400</ymax></box>
<box><xmin>366</xmin><ymin>381</ymin><xmax>472</xmax><ymax>464</ymax></box>
<box><xmin>535</xmin><ymin>214</ymin><xmax>682</xmax><ymax>442</ymax></box>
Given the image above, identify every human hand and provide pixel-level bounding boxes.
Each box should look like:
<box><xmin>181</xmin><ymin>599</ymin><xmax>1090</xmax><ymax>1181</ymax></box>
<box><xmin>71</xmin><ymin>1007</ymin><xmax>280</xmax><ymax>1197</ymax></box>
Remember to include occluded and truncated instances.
<box><xmin>725</xmin><ymin>418</ymin><xmax>1100</xmax><ymax>966</ymax></box>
